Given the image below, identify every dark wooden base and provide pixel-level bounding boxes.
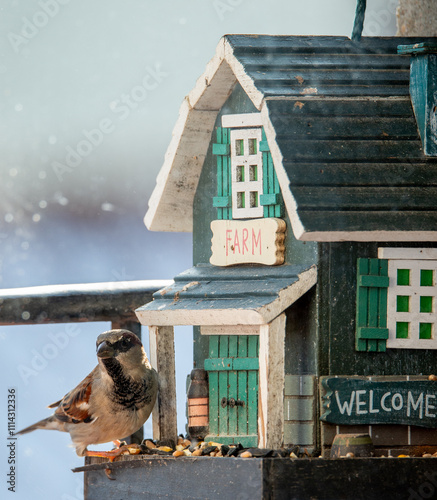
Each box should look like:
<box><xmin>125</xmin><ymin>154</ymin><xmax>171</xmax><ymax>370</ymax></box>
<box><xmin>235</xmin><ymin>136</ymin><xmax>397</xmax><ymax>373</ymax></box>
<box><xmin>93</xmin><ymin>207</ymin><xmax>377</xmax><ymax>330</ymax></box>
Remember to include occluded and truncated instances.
<box><xmin>79</xmin><ymin>455</ymin><xmax>437</xmax><ymax>499</ymax></box>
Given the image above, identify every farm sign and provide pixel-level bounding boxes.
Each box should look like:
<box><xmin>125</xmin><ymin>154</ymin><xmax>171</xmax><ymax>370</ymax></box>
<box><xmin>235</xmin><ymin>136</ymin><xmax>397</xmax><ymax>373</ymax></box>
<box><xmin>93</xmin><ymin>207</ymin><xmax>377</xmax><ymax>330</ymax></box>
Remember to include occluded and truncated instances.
<box><xmin>320</xmin><ymin>377</ymin><xmax>437</xmax><ymax>428</ymax></box>
<box><xmin>210</xmin><ymin>218</ymin><xmax>286</xmax><ymax>266</ymax></box>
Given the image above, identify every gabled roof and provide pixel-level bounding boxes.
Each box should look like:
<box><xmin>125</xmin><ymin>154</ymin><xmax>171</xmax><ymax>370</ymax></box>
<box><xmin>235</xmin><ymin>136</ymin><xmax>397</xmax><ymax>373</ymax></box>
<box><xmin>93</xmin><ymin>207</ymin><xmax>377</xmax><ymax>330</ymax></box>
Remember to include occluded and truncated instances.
<box><xmin>135</xmin><ymin>263</ymin><xmax>316</xmax><ymax>326</ymax></box>
<box><xmin>145</xmin><ymin>35</ymin><xmax>437</xmax><ymax>241</ymax></box>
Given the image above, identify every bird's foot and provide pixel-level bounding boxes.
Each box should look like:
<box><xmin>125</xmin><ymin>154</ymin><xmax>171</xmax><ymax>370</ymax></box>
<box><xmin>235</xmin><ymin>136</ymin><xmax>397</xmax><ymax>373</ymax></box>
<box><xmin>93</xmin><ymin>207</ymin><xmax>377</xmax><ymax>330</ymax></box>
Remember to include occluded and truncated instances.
<box><xmin>84</xmin><ymin>443</ymin><xmax>141</xmax><ymax>463</ymax></box>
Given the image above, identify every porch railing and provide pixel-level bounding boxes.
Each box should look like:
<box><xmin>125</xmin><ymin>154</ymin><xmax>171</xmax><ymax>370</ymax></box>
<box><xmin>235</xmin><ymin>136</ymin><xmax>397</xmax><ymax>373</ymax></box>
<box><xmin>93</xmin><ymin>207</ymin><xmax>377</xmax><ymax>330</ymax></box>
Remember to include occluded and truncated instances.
<box><xmin>0</xmin><ymin>279</ymin><xmax>171</xmax><ymax>443</ymax></box>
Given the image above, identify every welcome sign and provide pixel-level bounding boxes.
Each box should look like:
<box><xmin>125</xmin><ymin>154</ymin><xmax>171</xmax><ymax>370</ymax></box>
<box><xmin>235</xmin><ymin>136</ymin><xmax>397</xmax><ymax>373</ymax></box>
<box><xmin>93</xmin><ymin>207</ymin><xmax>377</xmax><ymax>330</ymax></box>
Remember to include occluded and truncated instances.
<box><xmin>320</xmin><ymin>377</ymin><xmax>437</xmax><ymax>428</ymax></box>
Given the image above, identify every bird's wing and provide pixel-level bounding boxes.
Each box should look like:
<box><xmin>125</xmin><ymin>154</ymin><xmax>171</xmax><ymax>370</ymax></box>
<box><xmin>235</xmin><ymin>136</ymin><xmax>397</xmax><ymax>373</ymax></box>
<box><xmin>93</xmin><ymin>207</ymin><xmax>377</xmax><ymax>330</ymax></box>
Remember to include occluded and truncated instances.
<box><xmin>52</xmin><ymin>367</ymin><xmax>97</xmax><ymax>425</ymax></box>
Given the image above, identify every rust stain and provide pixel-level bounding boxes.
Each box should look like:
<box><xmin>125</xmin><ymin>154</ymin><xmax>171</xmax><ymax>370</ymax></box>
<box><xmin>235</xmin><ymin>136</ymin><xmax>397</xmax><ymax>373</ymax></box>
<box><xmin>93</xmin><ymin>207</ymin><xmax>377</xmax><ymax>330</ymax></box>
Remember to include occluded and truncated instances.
<box><xmin>294</xmin><ymin>101</ymin><xmax>305</xmax><ymax>110</ymax></box>
<box><xmin>295</xmin><ymin>75</ymin><xmax>304</xmax><ymax>85</ymax></box>
<box><xmin>173</xmin><ymin>281</ymin><xmax>201</xmax><ymax>303</ymax></box>
<box><xmin>300</xmin><ymin>87</ymin><xmax>318</xmax><ymax>95</ymax></box>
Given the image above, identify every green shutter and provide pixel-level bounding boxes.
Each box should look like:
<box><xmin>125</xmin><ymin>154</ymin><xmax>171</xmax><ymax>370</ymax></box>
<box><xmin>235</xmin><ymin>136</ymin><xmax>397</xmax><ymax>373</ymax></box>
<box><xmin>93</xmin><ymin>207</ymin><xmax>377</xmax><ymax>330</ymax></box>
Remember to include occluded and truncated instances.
<box><xmin>356</xmin><ymin>258</ymin><xmax>389</xmax><ymax>352</ymax></box>
<box><xmin>212</xmin><ymin>127</ymin><xmax>232</xmax><ymax>220</ymax></box>
<box><xmin>204</xmin><ymin>335</ymin><xmax>259</xmax><ymax>447</ymax></box>
<box><xmin>260</xmin><ymin>129</ymin><xmax>283</xmax><ymax>217</ymax></box>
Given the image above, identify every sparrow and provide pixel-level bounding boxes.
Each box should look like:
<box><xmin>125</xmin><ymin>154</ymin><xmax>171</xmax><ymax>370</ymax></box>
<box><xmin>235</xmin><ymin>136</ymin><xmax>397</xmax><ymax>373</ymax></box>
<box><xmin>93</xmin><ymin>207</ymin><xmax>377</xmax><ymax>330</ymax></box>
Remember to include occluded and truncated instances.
<box><xmin>16</xmin><ymin>329</ymin><xmax>158</xmax><ymax>460</ymax></box>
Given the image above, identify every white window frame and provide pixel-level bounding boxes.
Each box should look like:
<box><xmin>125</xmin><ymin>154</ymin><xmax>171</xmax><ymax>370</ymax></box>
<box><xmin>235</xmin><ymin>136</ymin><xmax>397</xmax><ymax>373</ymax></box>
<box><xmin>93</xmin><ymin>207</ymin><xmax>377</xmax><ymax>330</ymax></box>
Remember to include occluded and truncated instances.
<box><xmin>378</xmin><ymin>248</ymin><xmax>437</xmax><ymax>349</ymax></box>
<box><xmin>222</xmin><ymin>114</ymin><xmax>264</xmax><ymax>220</ymax></box>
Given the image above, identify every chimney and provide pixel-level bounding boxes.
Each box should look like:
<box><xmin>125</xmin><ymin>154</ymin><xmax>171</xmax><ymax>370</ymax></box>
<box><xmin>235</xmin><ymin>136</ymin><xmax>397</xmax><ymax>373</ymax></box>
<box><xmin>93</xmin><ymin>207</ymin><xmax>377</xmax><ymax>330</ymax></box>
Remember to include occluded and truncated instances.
<box><xmin>398</xmin><ymin>42</ymin><xmax>437</xmax><ymax>156</ymax></box>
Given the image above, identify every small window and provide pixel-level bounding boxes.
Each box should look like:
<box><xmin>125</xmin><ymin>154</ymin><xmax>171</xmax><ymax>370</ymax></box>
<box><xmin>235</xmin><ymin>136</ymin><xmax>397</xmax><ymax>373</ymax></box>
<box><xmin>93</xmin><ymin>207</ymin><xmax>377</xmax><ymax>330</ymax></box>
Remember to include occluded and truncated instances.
<box><xmin>249</xmin><ymin>165</ymin><xmax>258</xmax><ymax>181</ymax></box>
<box><xmin>250</xmin><ymin>191</ymin><xmax>258</xmax><ymax>208</ymax></box>
<box><xmin>397</xmin><ymin>269</ymin><xmax>410</xmax><ymax>286</ymax></box>
<box><xmin>396</xmin><ymin>322</ymin><xmax>409</xmax><ymax>339</ymax></box>
<box><xmin>383</xmin><ymin>248</ymin><xmax>437</xmax><ymax>349</ymax></box>
<box><xmin>237</xmin><ymin>166</ymin><xmax>244</xmax><ymax>182</ymax></box>
<box><xmin>396</xmin><ymin>295</ymin><xmax>410</xmax><ymax>312</ymax></box>
<box><xmin>420</xmin><ymin>296</ymin><xmax>433</xmax><ymax>313</ymax></box>
<box><xmin>230</xmin><ymin>127</ymin><xmax>263</xmax><ymax>219</ymax></box>
<box><xmin>235</xmin><ymin>140</ymin><xmax>244</xmax><ymax>156</ymax></box>
<box><xmin>248</xmin><ymin>138</ymin><xmax>257</xmax><ymax>155</ymax></box>
<box><xmin>421</xmin><ymin>269</ymin><xmax>434</xmax><ymax>286</ymax></box>
<box><xmin>419</xmin><ymin>323</ymin><xmax>433</xmax><ymax>339</ymax></box>
<box><xmin>237</xmin><ymin>192</ymin><xmax>245</xmax><ymax>209</ymax></box>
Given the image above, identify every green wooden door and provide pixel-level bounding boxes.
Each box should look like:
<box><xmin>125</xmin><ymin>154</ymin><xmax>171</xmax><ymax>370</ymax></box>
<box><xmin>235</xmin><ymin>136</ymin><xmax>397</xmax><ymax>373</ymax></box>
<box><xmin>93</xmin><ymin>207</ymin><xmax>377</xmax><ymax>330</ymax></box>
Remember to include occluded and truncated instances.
<box><xmin>204</xmin><ymin>335</ymin><xmax>259</xmax><ymax>447</ymax></box>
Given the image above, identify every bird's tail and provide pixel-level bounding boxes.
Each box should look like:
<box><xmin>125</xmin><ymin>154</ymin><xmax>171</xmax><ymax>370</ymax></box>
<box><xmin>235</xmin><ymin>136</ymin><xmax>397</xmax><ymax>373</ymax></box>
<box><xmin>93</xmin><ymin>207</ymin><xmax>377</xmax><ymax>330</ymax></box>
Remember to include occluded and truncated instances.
<box><xmin>15</xmin><ymin>416</ymin><xmax>59</xmax><ymax>435</ymax></box>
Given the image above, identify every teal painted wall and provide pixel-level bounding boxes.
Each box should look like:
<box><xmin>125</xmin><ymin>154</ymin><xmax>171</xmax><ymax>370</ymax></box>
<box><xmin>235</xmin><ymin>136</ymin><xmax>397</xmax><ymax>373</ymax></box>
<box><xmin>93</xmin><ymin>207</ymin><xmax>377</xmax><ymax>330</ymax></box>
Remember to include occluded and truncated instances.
<box><xmin>193</xmin><ymin>83</ymin><xmax>318</xmax><ymax>268</ymax></box>
<box><xmin>192</xmin><ymin>83</ymin><xmax>319</xmax><ymax>372</ymax></box>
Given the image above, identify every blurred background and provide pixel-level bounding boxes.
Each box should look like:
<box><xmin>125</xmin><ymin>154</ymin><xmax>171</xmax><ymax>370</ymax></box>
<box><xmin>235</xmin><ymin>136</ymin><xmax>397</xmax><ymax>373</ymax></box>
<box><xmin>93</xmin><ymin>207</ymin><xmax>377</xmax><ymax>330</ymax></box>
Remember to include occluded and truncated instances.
<box><xmin>0</xmin><ymin>1</ymin><xmax>397</xmax><ymax>498</ymax></box>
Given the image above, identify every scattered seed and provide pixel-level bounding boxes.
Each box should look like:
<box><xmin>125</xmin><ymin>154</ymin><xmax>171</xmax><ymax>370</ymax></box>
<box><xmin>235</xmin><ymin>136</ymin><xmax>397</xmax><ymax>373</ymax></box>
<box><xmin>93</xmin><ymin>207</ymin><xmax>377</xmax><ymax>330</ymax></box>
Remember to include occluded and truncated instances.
<box><xmin>157</xmin><ymin>446</ymin><xmax>173</xmax><ymax>452</ymax></box>
<box><xmin>173</xmin><ymin>450</ymin><xmax>185</xmax><ymax>457</ymax></box>
<box><xmin>240</xmin><ymin>451</ymin><xmax>252</xmax><ymax>458</ymax></box>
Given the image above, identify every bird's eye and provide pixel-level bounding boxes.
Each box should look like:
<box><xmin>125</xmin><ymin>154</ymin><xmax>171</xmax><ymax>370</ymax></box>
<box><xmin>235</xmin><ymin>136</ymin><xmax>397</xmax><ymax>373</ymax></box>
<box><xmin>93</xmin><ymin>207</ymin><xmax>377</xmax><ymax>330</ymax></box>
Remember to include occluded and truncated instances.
<box><xmin>121</xmin><ymin>338</ymin><xmax>130</xmax><ymax>348</ymax></box>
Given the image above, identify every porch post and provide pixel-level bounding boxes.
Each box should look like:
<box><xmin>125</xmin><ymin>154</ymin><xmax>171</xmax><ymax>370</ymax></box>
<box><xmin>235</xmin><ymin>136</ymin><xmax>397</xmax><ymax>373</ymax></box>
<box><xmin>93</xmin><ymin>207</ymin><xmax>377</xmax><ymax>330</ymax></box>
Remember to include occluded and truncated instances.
<box><xmin>148</xmin><ymin>325</ymin><xmax>178</xmax><ymax>445</ymax></box>
<box><xmin>258</xmin><ymin>313</ymin><xmax>286</xmax><ymax>449</ymax></box>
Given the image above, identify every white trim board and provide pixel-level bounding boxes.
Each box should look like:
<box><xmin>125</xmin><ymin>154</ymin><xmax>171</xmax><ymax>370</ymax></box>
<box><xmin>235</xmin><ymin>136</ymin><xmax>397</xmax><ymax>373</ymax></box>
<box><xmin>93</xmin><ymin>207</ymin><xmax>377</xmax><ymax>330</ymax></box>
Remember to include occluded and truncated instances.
<box><xmin>297</xmin><ymin>231</ymin><xmax>437</xmax><ymax>242</ymax></box>
<box><xmin>378</xmin><ymin>248</ymin><xmax>437</xmax><ymax>260</ymax></box>
<box><xmin>221</xmin><ymin>113</ymin><xmax>263</xmax><ymax>128</ymax></box>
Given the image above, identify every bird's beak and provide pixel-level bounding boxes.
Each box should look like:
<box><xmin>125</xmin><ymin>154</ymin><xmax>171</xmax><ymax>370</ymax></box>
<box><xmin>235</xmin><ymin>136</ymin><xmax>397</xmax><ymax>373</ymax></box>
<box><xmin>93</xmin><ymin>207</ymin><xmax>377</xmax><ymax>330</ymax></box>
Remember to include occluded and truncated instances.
<box><xmin>96</xmin><ymin>341</ymin><xmax>115</xmax><ymax>359</ymax></box>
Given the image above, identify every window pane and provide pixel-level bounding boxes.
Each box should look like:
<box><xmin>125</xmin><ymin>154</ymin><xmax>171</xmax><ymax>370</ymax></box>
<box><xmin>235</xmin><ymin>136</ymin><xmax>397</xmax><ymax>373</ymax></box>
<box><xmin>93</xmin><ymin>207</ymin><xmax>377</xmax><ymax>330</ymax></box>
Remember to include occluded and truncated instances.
<box><xmin>249</xmin><ymin>165</ymin><xmax>257</xmax><ymax>181</ymax></box>
<box><xmin>396</xmin><ymin>295</ymin><xmax>410</xmax><ymax>312</ymax></box>
<box><xmin>237</xmin><ymin>192</ymin><xmax>245</xmax><ymax>208</ymax></box>
<box><xmin>396</xmin><ymin>322</ymin><xmax>409</xmax><ymax>338</ymax></box>
<box><xmin>419</xmin><ymin>323</ymin><xmax>433</xmax><ymax>339</ymax></box>
<box><xmin>237</xmin><ymin>165</ymin><xmax>244</xmax><ymax>182</ymax></box>
<box><xmin>235</xmin><ymin>139</ymin><xmax>244</xmax><ymax>156</ymax></box>
<box><xmin>248</xmin><ymin>138</ymin><xmax>257</xmax><ymax>155</ymax></box>
<box><xmin>397</xmin><ymin>269</ymin><xmax>410</xmax><ymax>286</ymax></box>
<box><xmin>420</xmin><ymin>269</ymin><xmax>434</xmax><ymax>286</ymax></box>
<box><xmin>250</xmin><ymin>191</ymin><xmax>258</xmax><ymax>208</ymax></box>
<box><xmin>420</xmin><ymin>296</ymin><xmax>433</xmax><ymax>313</ymax></box>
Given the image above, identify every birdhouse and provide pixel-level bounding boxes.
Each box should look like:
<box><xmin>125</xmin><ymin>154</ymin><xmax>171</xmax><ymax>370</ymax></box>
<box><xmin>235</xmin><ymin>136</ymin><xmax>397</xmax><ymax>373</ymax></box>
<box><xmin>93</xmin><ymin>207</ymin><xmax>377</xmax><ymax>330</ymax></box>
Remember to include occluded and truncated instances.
<box><xmin>136</xmin><ymin>35</ymin><xmax>437</xmax><ymax>457</ymax></box>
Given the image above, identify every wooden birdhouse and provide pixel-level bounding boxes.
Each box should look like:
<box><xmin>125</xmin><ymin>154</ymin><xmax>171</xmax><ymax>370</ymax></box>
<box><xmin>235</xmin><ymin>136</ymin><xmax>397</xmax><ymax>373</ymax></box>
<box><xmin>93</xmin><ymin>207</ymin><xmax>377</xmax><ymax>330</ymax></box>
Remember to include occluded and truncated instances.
<box><xmin>136</xmin><ymin>35</ymin><xmax>437</xmax><ymax>457</ymax></box>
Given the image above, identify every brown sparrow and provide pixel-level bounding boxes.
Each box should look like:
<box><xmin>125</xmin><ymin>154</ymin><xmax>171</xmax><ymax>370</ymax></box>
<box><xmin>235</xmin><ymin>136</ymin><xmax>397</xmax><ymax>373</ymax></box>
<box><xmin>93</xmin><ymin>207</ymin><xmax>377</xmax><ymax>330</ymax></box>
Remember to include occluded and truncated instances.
<box><xmin>16</xmin><ymin>329</ymin><xmax>158</xmax><ymax>459</ymax></box>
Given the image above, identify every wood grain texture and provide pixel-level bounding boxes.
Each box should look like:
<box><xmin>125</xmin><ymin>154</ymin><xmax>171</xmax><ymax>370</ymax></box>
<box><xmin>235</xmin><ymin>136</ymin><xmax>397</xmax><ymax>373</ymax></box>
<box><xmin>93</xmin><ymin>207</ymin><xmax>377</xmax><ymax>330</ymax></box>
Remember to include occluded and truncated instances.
<box><xmin>148</xmin><ymin>326</ymin><xmax>177</xmax><ymax>444</ymax></box>
<box><xmin>258</xmin><ymin>313</ymin><xmax>286</xmax><ymax>449</ymax></box>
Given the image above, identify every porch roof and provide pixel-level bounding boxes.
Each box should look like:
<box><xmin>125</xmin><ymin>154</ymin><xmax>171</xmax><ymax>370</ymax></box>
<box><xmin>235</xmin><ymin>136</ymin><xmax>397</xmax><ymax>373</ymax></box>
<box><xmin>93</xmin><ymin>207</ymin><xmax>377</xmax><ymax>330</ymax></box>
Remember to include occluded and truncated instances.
<box><xmin>135</xmin><ymin>263</ymin><xmax>317</xmax><ymax>326</ymax></box>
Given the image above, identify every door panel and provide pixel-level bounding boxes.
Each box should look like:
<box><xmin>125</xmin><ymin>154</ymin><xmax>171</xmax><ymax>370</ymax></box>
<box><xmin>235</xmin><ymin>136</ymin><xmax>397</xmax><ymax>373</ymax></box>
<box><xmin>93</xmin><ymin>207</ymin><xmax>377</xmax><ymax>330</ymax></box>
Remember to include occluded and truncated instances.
<box><xmin>204</xmin><ymin>335</ymin><xmax>259</xmax><ymax>446</ymax></box>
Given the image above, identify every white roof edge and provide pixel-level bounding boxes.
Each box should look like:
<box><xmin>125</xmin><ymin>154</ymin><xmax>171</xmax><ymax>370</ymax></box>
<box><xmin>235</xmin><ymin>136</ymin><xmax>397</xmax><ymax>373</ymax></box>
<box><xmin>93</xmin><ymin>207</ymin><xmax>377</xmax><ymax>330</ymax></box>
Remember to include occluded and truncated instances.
<box><xmin>144</xmin><ymin>36</ymin><xmax>265</xmax><ymax>232</ymax></box>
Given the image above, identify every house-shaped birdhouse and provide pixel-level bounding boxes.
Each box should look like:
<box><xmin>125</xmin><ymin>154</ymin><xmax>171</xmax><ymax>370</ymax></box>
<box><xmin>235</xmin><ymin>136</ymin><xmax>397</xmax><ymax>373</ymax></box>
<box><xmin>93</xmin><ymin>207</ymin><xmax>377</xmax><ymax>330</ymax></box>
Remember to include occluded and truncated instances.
<box><xmin>136</xmin><ymin>35</ymin><xmax>437</xmax><ymax>456</ymax></box>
